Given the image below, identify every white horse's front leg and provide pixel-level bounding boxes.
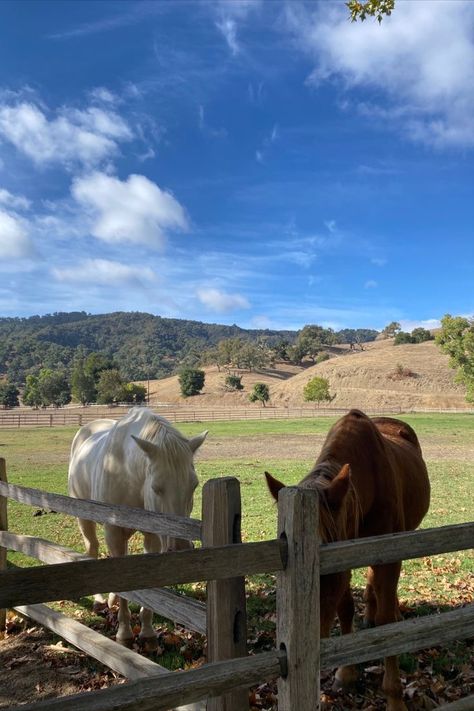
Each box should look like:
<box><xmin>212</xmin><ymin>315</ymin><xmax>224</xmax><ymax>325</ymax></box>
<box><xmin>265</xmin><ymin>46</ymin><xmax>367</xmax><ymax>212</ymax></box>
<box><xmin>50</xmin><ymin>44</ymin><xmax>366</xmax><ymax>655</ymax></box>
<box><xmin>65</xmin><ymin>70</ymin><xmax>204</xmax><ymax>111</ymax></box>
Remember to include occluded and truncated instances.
<box><xmin>139</xmin><ymin>533</ymin><xmax>163</xmax><ymax>649</ymax></box>
<box><xmin>104</xmin><ymin>524</ymin><xmax>134</xmax><ymax>647</ymax></box>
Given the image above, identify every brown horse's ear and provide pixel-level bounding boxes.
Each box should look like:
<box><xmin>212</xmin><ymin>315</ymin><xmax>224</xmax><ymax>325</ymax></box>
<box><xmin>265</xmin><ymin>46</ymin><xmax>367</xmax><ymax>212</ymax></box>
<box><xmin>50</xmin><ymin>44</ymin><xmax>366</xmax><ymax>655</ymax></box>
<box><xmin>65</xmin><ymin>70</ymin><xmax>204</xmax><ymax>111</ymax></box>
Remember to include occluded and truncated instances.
<box><xmin>265</xmin><ymin>471</ymin><xmax>285</xmax><ymax>501</ymax></box>
<box><xmin>325</xmin><ymin>463</ymin><xmax>351</xmax><ymax>510</ymax></box>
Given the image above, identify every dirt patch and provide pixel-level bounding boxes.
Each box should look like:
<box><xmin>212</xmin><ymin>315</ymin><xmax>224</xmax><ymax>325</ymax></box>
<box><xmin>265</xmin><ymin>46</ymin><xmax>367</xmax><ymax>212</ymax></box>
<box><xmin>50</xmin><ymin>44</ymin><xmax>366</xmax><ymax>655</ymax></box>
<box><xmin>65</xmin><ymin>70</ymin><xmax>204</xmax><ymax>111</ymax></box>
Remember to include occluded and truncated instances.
<box><xmin>0</xmin><ymin>621</ymin><xmax>122</xmax><ymax>708</ymax></box>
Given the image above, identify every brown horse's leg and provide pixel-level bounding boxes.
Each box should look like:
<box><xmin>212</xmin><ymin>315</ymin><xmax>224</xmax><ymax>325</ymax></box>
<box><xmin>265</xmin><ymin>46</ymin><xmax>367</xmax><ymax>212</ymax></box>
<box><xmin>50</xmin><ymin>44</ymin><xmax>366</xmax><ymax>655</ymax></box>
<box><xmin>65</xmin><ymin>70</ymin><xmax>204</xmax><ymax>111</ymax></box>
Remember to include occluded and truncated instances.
<box><xmin>372</xmin><ymin>561</ymin><xmax>407</xmax><ymax>711</ymax></box>
<box><xmin>334</xmin><ymin>585</ymin><xmax>359</xmax><ymax>689</ymax></box>
<box><xmin>364</xmin><ymin>567</ymin><xmax>378</xmax><ymax>627</ymax></box>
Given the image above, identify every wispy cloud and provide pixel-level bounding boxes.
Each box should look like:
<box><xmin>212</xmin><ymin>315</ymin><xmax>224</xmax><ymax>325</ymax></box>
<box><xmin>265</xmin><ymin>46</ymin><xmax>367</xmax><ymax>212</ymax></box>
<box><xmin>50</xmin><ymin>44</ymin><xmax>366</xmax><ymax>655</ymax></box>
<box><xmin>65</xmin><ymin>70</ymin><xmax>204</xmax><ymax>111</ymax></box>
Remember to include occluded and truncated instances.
<box><xmin>0</xmin><ymin>188</ymin><xmax>31</xmax><ymax>211</ymax></box>
<box><xmin>364</xmin><ymin>280</ymin><xmax>378</xmax><ymax>289</ymax></box>
<box><xmin>71</xmin><ymin>172</ymin><xmax>189</xmax><ymax>248</ymax></box>
<box><xmin>284</xmin><ymin>0</ymin><xmax>474</xmax><ymax>149</ymax></box>
<box><xmin>52</xmin><ymin>258</ymin><xmax>156</xmax><ymax>287</ymax></box>
<box><xmin>196</xmin><ymin>287</ymin><xmax>250</xmax><ymax>313</ymax></box>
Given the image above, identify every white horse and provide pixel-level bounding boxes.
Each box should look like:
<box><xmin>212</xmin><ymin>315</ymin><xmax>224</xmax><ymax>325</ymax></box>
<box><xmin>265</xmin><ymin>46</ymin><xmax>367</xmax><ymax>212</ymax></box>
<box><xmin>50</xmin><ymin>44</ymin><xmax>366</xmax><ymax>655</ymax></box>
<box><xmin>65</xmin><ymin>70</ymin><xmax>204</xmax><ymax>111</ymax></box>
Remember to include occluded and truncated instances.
<box><xmin>68</xmin><ymin>407</ymin><xmax>207</xmax><ymax>646</ymax></box>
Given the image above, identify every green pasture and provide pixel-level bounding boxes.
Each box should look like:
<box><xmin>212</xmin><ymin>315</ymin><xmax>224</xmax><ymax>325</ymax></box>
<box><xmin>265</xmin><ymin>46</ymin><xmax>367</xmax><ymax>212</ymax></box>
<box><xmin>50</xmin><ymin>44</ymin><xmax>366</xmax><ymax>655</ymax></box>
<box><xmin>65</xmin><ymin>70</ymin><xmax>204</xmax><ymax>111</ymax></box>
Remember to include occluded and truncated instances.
<box><xmin>1</xmin><ymin>413</ymin><xmax>472</xmax><ymax>598</ymax></box>
<box><xmin>0</xmin><ymin>413</ymin><xmax>473</xmax><ymax>684</ymax></box>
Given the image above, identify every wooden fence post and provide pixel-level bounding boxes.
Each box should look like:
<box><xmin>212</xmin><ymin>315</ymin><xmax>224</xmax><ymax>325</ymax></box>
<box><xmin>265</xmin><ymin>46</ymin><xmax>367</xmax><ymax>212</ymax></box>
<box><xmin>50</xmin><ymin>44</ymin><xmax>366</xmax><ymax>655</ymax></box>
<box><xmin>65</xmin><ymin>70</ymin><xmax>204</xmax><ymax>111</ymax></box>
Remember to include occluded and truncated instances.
<box><xmin>202</xmin><ymin>477</ymin><xmax>248</xmax><ymax>711</ymax></box>
<box><xmin>276</xmin><ymin>486</ymin><xmax>320</xmax><ymax>711</ymax></box>
<box><xmin>0</xmin><ymin>458</ymin><xmax>8</xmax><ymax>636</ymax></box>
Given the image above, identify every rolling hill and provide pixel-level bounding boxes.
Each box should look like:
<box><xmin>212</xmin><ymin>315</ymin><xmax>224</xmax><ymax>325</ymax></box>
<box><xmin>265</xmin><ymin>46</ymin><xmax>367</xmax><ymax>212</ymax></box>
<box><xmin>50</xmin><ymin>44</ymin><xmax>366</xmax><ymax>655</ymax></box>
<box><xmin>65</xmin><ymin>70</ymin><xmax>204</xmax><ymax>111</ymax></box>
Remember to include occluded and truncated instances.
<box><xmin>141</xmin><ymin>339</ymin><xmax>470</xmax><ymax>411</ymax></box>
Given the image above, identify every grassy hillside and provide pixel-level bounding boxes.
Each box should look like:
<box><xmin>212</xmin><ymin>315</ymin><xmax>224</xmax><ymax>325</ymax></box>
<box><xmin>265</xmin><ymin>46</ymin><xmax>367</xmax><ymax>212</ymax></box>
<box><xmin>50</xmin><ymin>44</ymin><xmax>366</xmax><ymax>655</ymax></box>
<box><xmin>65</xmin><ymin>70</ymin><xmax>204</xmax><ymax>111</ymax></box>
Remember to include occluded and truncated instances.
<box><xmin>141</xmin><ymin>339</ymin><xmax>470</xmax><ymax>411</ymax></box>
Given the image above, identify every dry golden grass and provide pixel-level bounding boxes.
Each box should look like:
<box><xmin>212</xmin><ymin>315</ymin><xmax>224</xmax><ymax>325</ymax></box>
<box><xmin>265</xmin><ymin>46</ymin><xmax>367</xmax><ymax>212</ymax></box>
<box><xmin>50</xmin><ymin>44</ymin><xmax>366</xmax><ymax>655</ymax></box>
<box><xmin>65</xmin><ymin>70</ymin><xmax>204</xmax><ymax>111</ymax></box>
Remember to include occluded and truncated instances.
<box><xmin>139</xmin><ymin>339</ymin><xmax>470</xmax><ymax>411</ymax></box>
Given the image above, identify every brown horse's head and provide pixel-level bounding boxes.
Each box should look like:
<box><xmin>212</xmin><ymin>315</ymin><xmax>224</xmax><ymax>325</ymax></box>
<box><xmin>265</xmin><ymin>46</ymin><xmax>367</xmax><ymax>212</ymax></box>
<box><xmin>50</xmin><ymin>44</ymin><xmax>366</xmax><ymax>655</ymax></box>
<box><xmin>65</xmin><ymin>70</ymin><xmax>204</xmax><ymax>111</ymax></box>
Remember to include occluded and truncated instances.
<box><xmin>264</xmin><ymin>464</ymin><xmax>355</xmax><ymax>637</ymax></box>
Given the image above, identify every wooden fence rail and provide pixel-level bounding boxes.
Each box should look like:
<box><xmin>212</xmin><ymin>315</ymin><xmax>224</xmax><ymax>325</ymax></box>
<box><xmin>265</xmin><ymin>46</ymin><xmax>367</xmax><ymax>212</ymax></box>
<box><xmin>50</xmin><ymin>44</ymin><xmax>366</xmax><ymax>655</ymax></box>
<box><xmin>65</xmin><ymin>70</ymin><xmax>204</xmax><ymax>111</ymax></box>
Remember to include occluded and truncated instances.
<box><xmin>1</xmin><ymin>457</ymin><xmax>473</xmax><ymax>710</ymax></box>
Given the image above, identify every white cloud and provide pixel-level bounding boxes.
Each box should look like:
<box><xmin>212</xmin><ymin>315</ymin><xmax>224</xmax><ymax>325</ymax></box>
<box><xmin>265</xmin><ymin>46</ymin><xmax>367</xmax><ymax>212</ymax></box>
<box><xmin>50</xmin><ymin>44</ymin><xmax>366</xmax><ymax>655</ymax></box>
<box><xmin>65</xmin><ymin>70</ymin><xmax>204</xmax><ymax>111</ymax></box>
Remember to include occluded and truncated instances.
<box><xmin>0</xmin><ymin>188</ymin><xmax>30</xmax><ymax>210</ymax></box>
<box><xmin>0</xmin><ymin>101</ymin><xmax>132</xmax><ymax>167</ymax></box>
<box><xmin>216</xmin><ymin>18</ymin><xmax>239</xmax><ymax>55</ymax></box>
<box><xmin>52</xmin><ymin>258</ymin><xmax>156</xmax><ymax>287</ymax></box>
<box><xmin>286</xmin><ymin>0</ymin><xmax>474</xmax><ymax>149</ymax></box>
<box><xmin>364</xmin><ymin>280</ymin><xmax>378</xmax><ymax>289</ymax></box>
<box><xmin>214</xmin><ymin>0</ymin><xmax>261</xmax><ymax>55</ymax></box>
<box><xmin>399</xmin><ymin>318</ymin><xmax>441</xmax><ymax>332</ymax></box>
<box><xmin>71</xmin><ymin>172</ymin><xmax>189</xmax><ymax>248</ymax></box>
<box><xmin>197</xmin><ymin>287</ymin><xmax>250</xmax><ymax>313</ymax></box>
<box><xmin>0</xmin><ymin>209</ymin><xmax>35</xmax><ymax>258</ymax></box>
<box><xmin>371</xmin><ymin>257</ymin><xmax>387</xmax><ymax>267</ymax></box>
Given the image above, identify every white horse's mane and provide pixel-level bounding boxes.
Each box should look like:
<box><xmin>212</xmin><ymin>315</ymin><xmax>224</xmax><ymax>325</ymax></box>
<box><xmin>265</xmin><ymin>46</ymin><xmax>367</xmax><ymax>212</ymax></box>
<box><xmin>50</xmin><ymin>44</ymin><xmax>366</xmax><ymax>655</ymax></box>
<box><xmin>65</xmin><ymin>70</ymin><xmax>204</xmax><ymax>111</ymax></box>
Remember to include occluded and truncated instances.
<box><xmin>123</xmin><ymin>408</ymin><xmax>191</xmax><ymax>465</ymax></box>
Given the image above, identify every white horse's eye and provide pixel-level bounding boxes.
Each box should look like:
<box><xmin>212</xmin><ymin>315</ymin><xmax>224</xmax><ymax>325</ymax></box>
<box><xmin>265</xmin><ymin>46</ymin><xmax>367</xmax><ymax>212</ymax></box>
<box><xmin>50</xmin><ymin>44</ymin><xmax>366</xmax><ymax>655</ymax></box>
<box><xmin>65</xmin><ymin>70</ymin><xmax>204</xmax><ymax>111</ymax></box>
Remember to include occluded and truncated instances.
<box><xmin>151</xmin><ymin>483</ymin><xmax>164</xmax><ymax>496</ymax></box>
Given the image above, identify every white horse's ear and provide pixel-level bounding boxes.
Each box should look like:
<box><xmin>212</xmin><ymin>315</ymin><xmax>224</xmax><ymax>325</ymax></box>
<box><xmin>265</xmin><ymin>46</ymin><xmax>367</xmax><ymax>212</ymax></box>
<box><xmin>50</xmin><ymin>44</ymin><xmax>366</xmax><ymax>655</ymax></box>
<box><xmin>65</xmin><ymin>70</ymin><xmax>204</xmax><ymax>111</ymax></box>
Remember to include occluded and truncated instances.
<box><xmin>189</xmin><ymin>430</ymin><xmax>208</xmax><ymax>453</ymax></box>
<box><xmin>131</xmin><ymin>435</ymin><xmax>160</xmax><ymax>459</ymax></box>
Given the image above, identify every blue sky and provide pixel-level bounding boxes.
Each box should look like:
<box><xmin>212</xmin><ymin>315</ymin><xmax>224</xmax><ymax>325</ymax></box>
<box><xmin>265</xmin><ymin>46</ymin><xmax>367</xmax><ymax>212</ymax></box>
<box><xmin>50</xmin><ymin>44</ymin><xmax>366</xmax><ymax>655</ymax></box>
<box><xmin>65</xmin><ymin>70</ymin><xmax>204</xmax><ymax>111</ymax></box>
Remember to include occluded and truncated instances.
<box><xmin>0</xmin><ymin>0</ymin><xmax>473</xmax><ymax>332</ymax></box>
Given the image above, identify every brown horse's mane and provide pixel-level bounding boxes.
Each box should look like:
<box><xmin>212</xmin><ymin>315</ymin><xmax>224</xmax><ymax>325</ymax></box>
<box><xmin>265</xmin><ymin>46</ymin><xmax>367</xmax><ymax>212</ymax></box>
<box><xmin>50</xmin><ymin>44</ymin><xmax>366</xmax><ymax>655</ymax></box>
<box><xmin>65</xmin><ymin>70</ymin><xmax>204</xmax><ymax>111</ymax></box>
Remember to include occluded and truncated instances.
<box><xmin>301</xmin><ymin>460</ymin><xmax>362</xmax><ymax>543</ymax></box>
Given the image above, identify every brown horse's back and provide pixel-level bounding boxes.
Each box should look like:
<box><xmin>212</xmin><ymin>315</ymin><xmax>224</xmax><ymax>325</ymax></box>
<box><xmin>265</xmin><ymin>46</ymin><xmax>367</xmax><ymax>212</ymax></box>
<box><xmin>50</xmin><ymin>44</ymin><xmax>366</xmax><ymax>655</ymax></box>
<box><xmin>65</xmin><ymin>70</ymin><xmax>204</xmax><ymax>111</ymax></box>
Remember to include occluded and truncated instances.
<box><xmin>315</xmin><ymin>410</ymin><xmax>430</xmax><ymax>536</ymax></box>
<box><xmin>373</xmin><ymin>416</ymin><xmax>430</xmax><ymax>531</ymax></box>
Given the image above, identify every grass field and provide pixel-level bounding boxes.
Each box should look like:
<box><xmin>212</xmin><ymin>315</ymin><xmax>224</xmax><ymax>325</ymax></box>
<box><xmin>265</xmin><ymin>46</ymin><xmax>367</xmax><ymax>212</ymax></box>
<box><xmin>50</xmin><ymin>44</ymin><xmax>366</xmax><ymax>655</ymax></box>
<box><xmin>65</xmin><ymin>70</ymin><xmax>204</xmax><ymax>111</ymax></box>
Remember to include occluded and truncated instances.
<box><xmin>0</xmin><ymin>414</ymin><xmax>473</xmax><ymax>709</ymax></box>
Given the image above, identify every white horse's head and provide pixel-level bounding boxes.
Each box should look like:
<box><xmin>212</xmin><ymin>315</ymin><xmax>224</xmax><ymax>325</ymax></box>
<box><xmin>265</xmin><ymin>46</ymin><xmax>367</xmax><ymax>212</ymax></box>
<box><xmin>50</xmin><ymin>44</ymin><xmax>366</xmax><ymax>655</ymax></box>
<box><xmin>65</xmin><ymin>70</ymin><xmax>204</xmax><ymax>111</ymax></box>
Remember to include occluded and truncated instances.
<box><xmin>131</xmin><ymin>429</ymin><xmax>207</xmax><ymax>551</ymax></box>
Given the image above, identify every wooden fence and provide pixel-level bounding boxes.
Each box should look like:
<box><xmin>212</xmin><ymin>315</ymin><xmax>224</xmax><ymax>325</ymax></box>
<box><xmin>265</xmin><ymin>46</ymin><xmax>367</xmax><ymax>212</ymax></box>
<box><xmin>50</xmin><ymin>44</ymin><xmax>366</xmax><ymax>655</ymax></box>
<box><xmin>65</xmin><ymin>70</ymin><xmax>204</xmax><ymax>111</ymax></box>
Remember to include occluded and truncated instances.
<box><xmin>2</xmin><ymin>405</ymin><xmax>472</xmax><ymax>429</ymax></box>
<box><xmin>0</xmin><ymin>456</ymin><xmax>473</xmax><ymax>710</ymax></box>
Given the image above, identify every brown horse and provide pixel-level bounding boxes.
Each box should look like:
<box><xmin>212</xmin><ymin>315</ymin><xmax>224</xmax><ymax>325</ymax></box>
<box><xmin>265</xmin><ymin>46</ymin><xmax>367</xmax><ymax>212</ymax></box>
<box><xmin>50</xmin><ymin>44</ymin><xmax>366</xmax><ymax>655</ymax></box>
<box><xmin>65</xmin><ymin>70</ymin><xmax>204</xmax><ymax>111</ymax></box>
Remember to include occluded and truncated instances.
<box><xmin>265</xmin><ymin>409</ymin><xmax>430</xmax><ymax>711</ymax></box>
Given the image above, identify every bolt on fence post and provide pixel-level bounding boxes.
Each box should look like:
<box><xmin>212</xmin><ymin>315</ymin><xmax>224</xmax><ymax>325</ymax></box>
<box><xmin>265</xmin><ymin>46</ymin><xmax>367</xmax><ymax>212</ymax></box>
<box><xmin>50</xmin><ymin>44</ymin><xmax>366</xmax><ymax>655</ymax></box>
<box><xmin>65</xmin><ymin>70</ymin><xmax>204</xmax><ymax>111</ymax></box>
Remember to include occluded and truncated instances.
<box><xmin>202</xmin><ymin>477</ymin><xmax>248</xmax><ymax>711</ymax></box>
<box><xmin>276</xmin><ymin>486</ymin><xmax>321</xmax><ymax>711</ymax></box>
<box><xmin>0</xmin><ymin>458</ymin><xmax>8</xmax><ymax>636</ymax></box>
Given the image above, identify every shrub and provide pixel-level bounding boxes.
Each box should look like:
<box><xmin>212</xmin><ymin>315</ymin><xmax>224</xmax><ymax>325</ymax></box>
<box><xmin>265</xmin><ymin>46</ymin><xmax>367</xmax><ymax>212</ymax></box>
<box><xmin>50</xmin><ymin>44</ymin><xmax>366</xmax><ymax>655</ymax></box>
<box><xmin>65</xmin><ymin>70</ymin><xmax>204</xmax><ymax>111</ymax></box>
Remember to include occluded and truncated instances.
<box><xmin>388</xmin><ymin>364</ymin><xmax>417</xmax><ymax>380</ymax></box>
<box><xmin>225</xmin><ymin>375</ymin><xmax>243</xmax><ymax>391</ymax></box>
<box><xmin>248</xmin><ymin>382</ymin><xmax>270</xmax><ymax>406</ymax></box>
<box><xmin>179</xmin><ymin>368</ymin><xmax>205</xmax><ymax>397</ymax></box>
<box><xmin>303</xmin><ymin>376</ymin><xmax>333</xmax><ymax>404</ymax></box>
<box><xmin>315</xmin><ymin>352</ymin><xmax>330</xmax><ymax>364</ymax></box>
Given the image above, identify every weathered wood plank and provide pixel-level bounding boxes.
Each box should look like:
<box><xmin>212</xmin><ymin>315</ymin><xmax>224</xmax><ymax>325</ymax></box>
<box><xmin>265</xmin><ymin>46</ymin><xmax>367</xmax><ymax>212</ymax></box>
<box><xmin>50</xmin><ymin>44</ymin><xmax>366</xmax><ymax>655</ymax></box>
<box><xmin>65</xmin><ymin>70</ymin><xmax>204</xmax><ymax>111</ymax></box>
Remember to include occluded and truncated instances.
<box><xmin>3</xmin><ymin>650</ymin><xmax>285</xmax><ymax>711</ymax></box>
<box><xmin>14</xmin><ymin>603</ymin><xmax>167</xmax><ymax>680</ymax></box>
<box><xmin>121</xmin><ymin>589</ymin><xmax>206</xmax><ymax>636</ymax></box>
<box><xmin>202</xmin><ymin>477</ymin><xmax>248</xmax><ymax>711</ymax></box>
<box><xmin>0</xmin><ymin>538</ymin><xmax>286</xmax><ymax>608</ymax></box>
<box><xmin>320</xmin><ymin>522</ymin><xmax>474</xmax><ymax>575</ymax></box>
<box><xmin>0</xmin><ymin>531</ymin><xmax>90</xmax><ymax>563</ymax></box>
<box><xmin>320</xmin><ymin>604</ymin><xmax>474</xmax><ymax>669</ymax></box>
<box><xmin>0</xmin><ymin>480</ymin><xmax>201</xmax><ymax>541</ymax></box>
<box><xmin>437</xmin><ymin>696</ymin><xmax>474</xmax><ymax>711</ymax></box>
<box><xmin>0</xmin><ymin>532</ymin><xmax>206</xmax><ymax>633</ymax></box>
<box><xmin>276</xmin><ymin>486</ymin><xmax>320</xmax><ymax>711</ymax></box>
<box><xmin>0</xmin><ymin>458</ymin><xmax>7</xmax><ymax>635</ymax></box>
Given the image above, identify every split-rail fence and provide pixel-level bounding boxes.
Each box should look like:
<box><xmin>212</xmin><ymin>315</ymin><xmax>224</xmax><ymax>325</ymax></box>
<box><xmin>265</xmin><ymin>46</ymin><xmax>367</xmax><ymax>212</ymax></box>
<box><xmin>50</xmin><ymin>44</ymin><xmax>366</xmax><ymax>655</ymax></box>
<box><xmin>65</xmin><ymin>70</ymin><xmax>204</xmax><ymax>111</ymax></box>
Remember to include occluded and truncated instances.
<box><xmin>0</xmin><ymin>456</ymin><xmax>473</xmax><ymax>711</ymax></box>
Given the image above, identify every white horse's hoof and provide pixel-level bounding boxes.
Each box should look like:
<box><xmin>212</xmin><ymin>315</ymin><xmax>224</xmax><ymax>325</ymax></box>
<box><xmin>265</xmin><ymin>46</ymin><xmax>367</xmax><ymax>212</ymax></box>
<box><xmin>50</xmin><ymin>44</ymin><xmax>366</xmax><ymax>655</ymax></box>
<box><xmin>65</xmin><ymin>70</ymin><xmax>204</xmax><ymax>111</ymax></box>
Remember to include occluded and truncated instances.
<box><xmin>115</xmin><ymin>636</ymin><xmax>134</xmax><ymax>648</ymax></box>
<box><xmin>139</xmin><ymin>635</ymin><xmax>160</xmax><ymax>653</ymax></box>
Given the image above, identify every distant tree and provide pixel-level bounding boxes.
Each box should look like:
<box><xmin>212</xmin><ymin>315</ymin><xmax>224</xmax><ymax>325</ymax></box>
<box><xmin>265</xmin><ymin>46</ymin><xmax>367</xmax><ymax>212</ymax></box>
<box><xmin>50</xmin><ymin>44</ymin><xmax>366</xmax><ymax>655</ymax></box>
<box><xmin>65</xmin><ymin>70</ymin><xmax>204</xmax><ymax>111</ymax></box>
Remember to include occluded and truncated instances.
<box><xmin>347</xmin><ymin>0</ymin><xmax>395</xmax><ymax>23</ymax></box>
<box><xmin>225</xmin><ymin>375</ymin><xmax>244</xmax><ymax>391</ymax></box>
<box><xmin>411</xmin><ymin>327</ymin><xmax>433</xmax><ymax>343</ymax></box>
<box><xmin>273</xmin><ymin>340</ymin><xmax>291</xmax><ymax>361</ymax></box>
<box><xmin>294</xmin><ymin>325</ymin><xmax>336</xmax><ymax>363</ymax></box>
<box><xmin>37</xmin><ymin>368</ymin><xmax>71</xmax><ymax>407</ymax></box>
<box><xmin>436</xmin><ymin>314</ymin><xmax>474</xmax><ymax>402</ymax></box>
<box><xmin>84</xmin><ymin>352</ymin><xmax>115</xmax><ymax>383</ymax></box>
<box><xmin>23</xmin><ymin>374</ymin><xmax>44</xmax><ymax>408</ymax></box>
<box><xmin>71</xmin><ymin>359</ymin><xmax>96</xmax><ymax>405</ymax></box>
<box><xmin>0</xmin><ymin>382</ymin><xmax>19</xmax><ymax>408</ymax></box>
<box><xmin>122</xmin><ymin>382</ymin><xmax>147</xmax><ymax>404</ymax></box>
<box><xmin>394</xmin><ymin>327</ymin><xmax>434</xmax><ymax>346</ymax></box>
<box><xmin>96</xmin><ymin>369</ymin><xmax>126</xmax><ymax>405</ymax></box>
<box><xmin>381</xmin><ymin>321</ymin><xmax>401</xmax><ymax>339</ymax></box>
<box><xmin>394</xmin><ymin>331</ymin><xmax>413</xmax><ymax>345</ymax></box>
<box><xmin>179</xmin><ymin>368</ymin><xmax>205</xmax><ymax>398</ymax></box>
<box><xmin>303</xmin><ymin>377</ymin><xmax>333</xmax><ymax>404</ymax></box>
<box><xmin>249</xmin><ymin>382</ymin><xmax>270</xmax><ymax>407</ymax></box>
